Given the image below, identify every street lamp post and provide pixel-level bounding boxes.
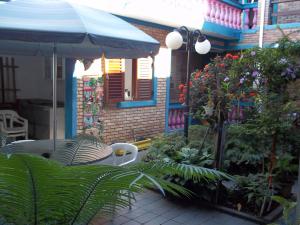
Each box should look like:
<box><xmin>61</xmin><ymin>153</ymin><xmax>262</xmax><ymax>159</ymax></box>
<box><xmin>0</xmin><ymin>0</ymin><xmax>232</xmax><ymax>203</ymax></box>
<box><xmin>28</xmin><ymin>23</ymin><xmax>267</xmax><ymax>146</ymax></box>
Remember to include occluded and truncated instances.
<box><xmin>165</xmin><ymin>26</ymin><xmax>211</xmax><ymax>142</ymax></box>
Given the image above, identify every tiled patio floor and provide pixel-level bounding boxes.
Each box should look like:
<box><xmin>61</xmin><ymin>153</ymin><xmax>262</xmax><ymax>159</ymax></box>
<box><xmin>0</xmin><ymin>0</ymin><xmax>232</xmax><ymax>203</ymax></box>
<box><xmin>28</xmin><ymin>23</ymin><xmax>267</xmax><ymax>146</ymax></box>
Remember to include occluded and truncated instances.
<box><xmin>91</xmin><ymin>190</ymin><xmax>259</xmax><ymax>225</ymax></box>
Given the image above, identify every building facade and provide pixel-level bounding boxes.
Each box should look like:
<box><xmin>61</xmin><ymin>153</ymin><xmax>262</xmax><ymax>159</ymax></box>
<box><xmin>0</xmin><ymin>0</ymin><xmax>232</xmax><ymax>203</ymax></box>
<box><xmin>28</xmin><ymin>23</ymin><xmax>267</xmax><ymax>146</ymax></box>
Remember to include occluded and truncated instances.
<box><xmin>74</xmin><ymin>0</ymin><xmax>300</xmax><ymax>143</ymax></box>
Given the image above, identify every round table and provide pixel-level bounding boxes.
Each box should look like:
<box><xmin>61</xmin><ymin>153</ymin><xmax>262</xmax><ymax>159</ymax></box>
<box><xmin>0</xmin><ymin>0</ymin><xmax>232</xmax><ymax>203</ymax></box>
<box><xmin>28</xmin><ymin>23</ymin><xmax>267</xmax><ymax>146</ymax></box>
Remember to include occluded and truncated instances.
<box><xmin>1</xmin><ymin>139</ymin><xmax>112</xmax><ymax>165</ymax></box>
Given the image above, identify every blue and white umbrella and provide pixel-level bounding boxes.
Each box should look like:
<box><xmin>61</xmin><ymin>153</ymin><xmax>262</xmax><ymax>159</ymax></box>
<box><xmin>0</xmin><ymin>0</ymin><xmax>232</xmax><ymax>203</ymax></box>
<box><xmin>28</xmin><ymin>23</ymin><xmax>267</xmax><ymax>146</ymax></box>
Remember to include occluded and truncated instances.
<box><xmin>0</xmin><ymin>0</ymin><xmax>160</xmax><ymax>149</ymax></box>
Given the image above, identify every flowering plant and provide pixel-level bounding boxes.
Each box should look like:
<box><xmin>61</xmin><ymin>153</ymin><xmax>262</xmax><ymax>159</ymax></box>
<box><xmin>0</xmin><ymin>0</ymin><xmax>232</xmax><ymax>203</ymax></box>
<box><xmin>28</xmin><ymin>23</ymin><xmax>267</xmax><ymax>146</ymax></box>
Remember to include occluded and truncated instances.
<box><xmin>184</xmin><ymin>53</ymin><xmax>256</xmax><ymax>125</ymax></box>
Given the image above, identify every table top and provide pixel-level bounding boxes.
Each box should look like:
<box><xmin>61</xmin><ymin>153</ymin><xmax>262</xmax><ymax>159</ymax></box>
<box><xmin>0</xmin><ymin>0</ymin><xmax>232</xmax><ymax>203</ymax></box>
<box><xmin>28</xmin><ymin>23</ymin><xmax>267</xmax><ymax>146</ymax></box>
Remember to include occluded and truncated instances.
<box><xmin>1</xmin><ymin>139</ymin><xmax>112</xmax><ymax>165</ymax></box>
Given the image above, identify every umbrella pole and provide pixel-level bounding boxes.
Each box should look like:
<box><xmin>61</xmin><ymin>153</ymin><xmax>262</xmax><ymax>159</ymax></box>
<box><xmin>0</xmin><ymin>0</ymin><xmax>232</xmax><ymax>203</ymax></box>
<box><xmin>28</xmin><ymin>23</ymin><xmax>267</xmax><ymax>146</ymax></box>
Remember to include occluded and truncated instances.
<box><xmin>52</xmin><ymin>45</ymin><xmax>57</xmax><ymax>151</ymax></box>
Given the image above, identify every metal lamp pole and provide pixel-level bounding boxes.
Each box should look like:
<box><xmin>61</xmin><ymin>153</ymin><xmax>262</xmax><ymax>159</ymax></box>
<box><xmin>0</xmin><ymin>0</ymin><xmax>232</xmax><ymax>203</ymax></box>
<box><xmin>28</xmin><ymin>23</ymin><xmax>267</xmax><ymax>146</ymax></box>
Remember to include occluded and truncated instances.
<box><xmin>176</xmin><ymin>27</ymin><xmax>208</xmax><ymax>143</ymax></box>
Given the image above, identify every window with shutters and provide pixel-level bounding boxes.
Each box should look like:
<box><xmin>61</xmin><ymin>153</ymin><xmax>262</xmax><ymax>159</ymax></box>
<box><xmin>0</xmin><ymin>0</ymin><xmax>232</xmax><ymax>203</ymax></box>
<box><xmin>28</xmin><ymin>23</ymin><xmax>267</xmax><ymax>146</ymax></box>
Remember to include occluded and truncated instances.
<box><xmin>132</xmin><ymin>57</ymin><xmax>153</xmax><ymax>101</ymax></box>
<box><xmin>103</xmin><ymin>57</ymin><xmax>153</xmax><ymax>105</ymax></box>
<box><xmin>103</xmin><ymin>58</ymin><xmax>125</xmax><ymax>103</ymax></box>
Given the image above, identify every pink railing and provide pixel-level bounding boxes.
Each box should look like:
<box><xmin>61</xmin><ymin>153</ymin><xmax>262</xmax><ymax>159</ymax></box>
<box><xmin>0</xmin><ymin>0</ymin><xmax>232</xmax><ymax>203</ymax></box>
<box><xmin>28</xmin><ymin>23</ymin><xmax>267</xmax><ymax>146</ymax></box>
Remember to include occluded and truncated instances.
<box><xmin>205</xmin><ymin>0</ymin><xmax>243</xmax><ymax>29</ymax></box>
<box><xmin>168</xmin><ymin>108</ymin><xmax>185</xmax><ymax>130</ymax></box>
<box><xmin>244</xmin><ymin>7</ymin><xmax>258</xmax><ymax>29</ymax></box>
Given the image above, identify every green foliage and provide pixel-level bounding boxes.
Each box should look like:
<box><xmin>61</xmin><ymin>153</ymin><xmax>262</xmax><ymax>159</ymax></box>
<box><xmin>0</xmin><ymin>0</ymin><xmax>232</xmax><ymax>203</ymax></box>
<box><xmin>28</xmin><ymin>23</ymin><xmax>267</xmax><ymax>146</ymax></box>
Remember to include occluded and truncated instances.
<box><xmin>144</xmin><ymin>125</ymin><xmax>215</xmax><ymax>167</ymax></box>
<box><xmin>233</xmin><ymin>174</ymin><xmax>272</xmax><ymax>213</ymax></box>
<box><xmin>274</xmin><ymin>153</ymin><xmax>298</xmax><ymax>183</ymax></box>
<box><xmin>224</xmin><ymin>124</ymin><xmax>270</xmax><ymax>170</ymax></box>
<box><xmin>0</xmin><ymin>153</ymin><xmax>226</xmax><ymax>225</ymax></box>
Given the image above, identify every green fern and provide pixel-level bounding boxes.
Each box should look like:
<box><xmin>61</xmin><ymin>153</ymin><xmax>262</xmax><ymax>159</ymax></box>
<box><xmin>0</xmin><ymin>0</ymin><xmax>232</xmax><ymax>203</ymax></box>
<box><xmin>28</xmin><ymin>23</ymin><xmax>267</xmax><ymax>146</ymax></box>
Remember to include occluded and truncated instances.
<box><xmin>0</xmin><ymin>153</ymin><xmax>228</xmax><ymax>225</ymax></box>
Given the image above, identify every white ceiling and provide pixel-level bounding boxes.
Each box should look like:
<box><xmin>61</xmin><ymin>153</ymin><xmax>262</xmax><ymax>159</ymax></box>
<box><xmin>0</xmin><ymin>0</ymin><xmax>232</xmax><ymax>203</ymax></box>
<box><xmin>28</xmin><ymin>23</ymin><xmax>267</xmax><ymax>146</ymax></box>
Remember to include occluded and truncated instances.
<box><xmin>71</xmin><ymin>0</ymin><xmax>208</xmax><ymax>30</ymax></box>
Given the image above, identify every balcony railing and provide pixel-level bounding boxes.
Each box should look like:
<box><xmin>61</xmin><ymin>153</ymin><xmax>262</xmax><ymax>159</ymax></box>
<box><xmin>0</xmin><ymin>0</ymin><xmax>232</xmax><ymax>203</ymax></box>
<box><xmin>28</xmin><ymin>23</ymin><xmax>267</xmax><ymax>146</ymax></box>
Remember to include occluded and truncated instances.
<box><xmin>205</xmin><ymin>0</ymin><xmax>243</xmax><ymax>29</ymax></box>
<box><xmin>269</xmin><ymin>0</ymin><xmax>300</xmax><ymax>25</ymax></box>
<box><xmin>244</xmin><ymin>7</ymin><xmax>258</xmax><ymax>29</ymax></box>
<box><xmin>168</xmin><ymin>104</ymin><xmax>185</xmax><ymax>131</ymax></box>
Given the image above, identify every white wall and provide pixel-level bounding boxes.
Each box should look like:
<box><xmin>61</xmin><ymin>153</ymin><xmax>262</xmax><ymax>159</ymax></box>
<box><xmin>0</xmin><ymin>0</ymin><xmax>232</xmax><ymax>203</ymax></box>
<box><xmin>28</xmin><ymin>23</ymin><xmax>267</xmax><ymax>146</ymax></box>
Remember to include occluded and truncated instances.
<box><xmin>12</xmin><ymin>55</ymin><xmax>65</xmax><ymax>102</ymax></box>
<box><xmin>125</xmin><ymin>59</ymin><xmax>133</xmax><ymax>100</ymax></box>
<box><xmin>154</xmin><ymin>48</ymin><xmax>171</xmax><ymax>78</ymax></box>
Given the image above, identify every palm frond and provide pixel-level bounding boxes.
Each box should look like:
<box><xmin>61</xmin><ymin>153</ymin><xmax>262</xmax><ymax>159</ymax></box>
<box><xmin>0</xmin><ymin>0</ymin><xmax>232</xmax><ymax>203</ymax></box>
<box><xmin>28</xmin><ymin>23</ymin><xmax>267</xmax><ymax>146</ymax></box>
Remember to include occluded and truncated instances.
<box><xmin>0</xmin><ymin>153</ymin><xmax>226</xmax><ymax>225</ymax></box>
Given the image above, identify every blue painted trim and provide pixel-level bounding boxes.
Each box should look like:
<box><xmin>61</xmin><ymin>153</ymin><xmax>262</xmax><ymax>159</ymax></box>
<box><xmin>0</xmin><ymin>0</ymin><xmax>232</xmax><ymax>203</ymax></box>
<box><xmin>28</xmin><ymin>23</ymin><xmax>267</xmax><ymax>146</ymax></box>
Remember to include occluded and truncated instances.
<box><xmin>242</xmin><ymin>2</ymin><xmax>258</xmax><ymax>9</ymax></box>
<box><xmin>271</xmin><ymin>3</ymin><xmax>278</xmax><ymax>25</ymax></box>
<box><xmin>165</xmin><ymin>77</ymin><xmax>170</xmax><ymax>132</ymax></box>
<box><xmin>117</xmin><ymin>77</ymin><xmax>158</xmax><ymax>108</ymax></box>
<box><xmin>232</xmin><ymin>100</ymin><xmax>255</xmax><ymax>107</ymax></box>
<box><xmin>264</xmin><ymin>23</ymin><xmax>300</xmax><ymax>30</ymax></box>
<box><xmin>241</xmin><ymin>28</ymin><xmax>258</xmax><ymax>34</ymax></box>
<box><xmin>65</xmin><ymin>58</ymin><xmax>77</xmax><ymax>138</ymax></box>
<box><xmin>115</xmin><ymin>15</ymin><xmax>174</xmax><ymax>31</ymax></box>
<box><xmin>221</xmin><ymin>0</ymin><xmax>243</xmax><ymax>9</ymax></box>
<box><xmin>226</xmin><ymin>42</ymin><xmax>273</xmax><ymax>50</ymax></box>
<box><xmin>202</xmin><ymin>21</ymin><xmax>241</xmax><ymax>40</ymax></box>
<box><xmin>169</xmin><ymin>103</ymin><xmax>185</xmax><ymax>109</ymax></box>
<box><xmin>117</xmin><ymin>100</ymin><xmax>156</xmax><ymax>108</ymax></box>
<box><xmin>152</xmin><ymin>76</ymin><xmax>158</xmax><ymax>100</ymax></box>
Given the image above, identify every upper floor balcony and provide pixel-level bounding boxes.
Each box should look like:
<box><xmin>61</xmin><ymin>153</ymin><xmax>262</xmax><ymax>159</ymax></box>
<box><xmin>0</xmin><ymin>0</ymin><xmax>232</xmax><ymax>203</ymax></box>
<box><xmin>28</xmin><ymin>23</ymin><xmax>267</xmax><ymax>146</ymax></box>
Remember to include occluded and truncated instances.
<box><xmin>88</xmin><ymin>0</ymin><xmax>300</xmax><ymax>42</ymax></box>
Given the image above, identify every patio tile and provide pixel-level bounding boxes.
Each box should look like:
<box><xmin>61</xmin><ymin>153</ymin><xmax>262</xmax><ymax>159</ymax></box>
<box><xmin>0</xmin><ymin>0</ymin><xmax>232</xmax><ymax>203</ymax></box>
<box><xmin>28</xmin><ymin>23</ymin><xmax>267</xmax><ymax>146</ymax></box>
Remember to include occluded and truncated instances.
<box><xmin>134</xmin><ymin>212</ymin><xmax>158</xmax><ymax>223</ymax></box>
<box><xmin>109</xmin><ymin>215</ymin><xmax>131</xmax><ymax>225</ymax></box>
<box><xmin>162</xmin><ymin>220</ymin><xmax>181</xmax><ymax>225</ymax></box>
<box><xmin>143</xmin><ymin>215</ymin><xmax>172</xmax><ymax>225</ymax></box>
<box><xmin>93</xmin><ymin>190</ymin><xmax>261</xmax><ymax>225</ymax></box>
<box><xmin>124</xmin><ymin>208</ymin><xmax>148</xmax><ymax>219</ymax></box>
<box><xmin>122</xmin><ymin>221</ymin><xmax>141</xmax><ymax>225</ymax></box>
<box><xmin>239</xmin><ymin>221</ymin><xmax>259</xmax><ymax>225</ymax></box>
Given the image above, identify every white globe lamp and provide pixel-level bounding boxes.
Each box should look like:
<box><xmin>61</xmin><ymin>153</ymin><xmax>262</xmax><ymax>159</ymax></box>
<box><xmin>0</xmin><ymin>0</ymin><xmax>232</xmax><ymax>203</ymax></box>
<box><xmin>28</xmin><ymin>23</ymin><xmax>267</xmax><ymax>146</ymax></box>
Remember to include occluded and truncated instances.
<box><xmin>165</xmin><ymin>31</ymin><xmax>183</xmax><ymax>50</ymax></box>
<box><xmin>195</xmin><ymin>39</ymin><xmax>211</xmax><ymax>54</ymax></box>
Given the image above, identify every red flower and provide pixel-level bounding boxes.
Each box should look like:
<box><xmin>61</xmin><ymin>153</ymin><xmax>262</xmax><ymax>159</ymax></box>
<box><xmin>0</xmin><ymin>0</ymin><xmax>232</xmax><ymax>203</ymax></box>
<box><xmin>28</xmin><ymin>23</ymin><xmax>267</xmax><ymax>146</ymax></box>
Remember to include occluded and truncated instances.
<box><xmin>179</xmin><ymin>93</ymin><xmax>185</xmax><ymax>98</ymax></box>
<box><xmin>232</xmin><ymin>55</ymin><xmax>239</xmax><ymax>60</ymax></box>
<box><xmin>249</xmin><ymin>91</ymin><xmax>257</xmax><ymax>97</ymax></box>
<box><xmin>179</xmin><ymin>97</ymin><xmax>185</xmax><ymax>103</ymax></box>
<box><xmin>178</xmin><ymin>84</ymin><xmax>185</xmax><ymax>91</ymax></box>
<box><xmin>225</xmin><ymin>53</ymin><xmax>233</xmax><ymax>59</ymax></box>
<box><xmin>189</xmin><ymin>81</ymin><xmax>193</xmax><ymax>86</ymax></box>
<box><xmin>204</xmin><ymin>64</ymin><xmax>210</xmax><ymax>70</ymax></box>
<box><xmin>219</xmin><ymin>63</ymin><xmax>225</xmax><ymax>68</ymax></box>
<box><xmin>194</xmin><ymin>71</ymin><xmax>201</xmax><ymax>79</ymax></box>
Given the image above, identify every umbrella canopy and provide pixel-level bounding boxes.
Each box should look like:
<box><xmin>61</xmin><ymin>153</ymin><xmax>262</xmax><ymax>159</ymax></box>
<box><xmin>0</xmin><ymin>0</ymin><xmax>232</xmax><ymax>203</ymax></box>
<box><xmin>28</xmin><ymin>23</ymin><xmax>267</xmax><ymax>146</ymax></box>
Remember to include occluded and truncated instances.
<box><xmin>0</xmin><ymin>0</ymin><xmax>160</xmax><ymax>150</ymax></box>
<box><xmin>0</xmin><ymin>0</ymin><xmax>160</xmax><ymax>58</ymax></box>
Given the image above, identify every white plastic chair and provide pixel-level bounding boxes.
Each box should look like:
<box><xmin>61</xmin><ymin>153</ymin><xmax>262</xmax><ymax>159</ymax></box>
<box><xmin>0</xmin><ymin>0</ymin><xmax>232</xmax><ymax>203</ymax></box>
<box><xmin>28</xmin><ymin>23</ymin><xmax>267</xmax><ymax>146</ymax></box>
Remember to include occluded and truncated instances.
<box><xmin>11</xmin><ymin>140</ymin><xmax>35</xmax><ymax>144</ymax></box>
<box><xmin>110</xmin><ymin>143</ymin><xmax>138</xmax><ymax>166</ymax></box>
<box><xmin>0</xmin><ymin>110</ymin><xmax>28</xmax><ymax>140</ymax></box>
<box><xmin>110</xmin><ymin>143</ymin><xmax>138</xmax><ymax>210</ymax></box>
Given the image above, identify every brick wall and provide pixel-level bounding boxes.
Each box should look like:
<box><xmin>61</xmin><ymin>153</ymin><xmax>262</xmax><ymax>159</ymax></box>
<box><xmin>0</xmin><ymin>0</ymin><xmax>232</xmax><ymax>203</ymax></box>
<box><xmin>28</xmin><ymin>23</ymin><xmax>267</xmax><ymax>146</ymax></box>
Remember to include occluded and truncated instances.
<box><xmin>77</xmin><ymin>25</ymin><xmax>169</xmax><ymax>143</ymax></box>
<box><xmin>277</xmin><ymin>1</ymin><xmax>300</xmax><ymax>24</ymax></box>
<box><xmin>132</xmin><ymin>24</ymin><xmax>170</xmax><ymax>48</ymax></box>
<box><xmin>77</xmin><ymin>77</ymin><xmax>167</xmax><ymax>143</ymax></box>
<box><xmin>101</xmin><ymin>78</ymin><xmax>166</xmax><ymax>144</ymax></box>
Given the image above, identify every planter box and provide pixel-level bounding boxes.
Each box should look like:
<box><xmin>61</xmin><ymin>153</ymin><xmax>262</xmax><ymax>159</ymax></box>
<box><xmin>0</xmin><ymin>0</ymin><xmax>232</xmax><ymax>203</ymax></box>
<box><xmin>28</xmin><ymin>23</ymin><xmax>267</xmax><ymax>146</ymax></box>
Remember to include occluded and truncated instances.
<box><xmin>201</xmin><ymin>202</ymin><xmax>283</xmax><ymax>225</ymax></box>
<box><xmin>155</xmin><ymin>190</ymin><xmax>283</xmax><ymax>225</ymax></box>
<box><xmin>132</xmin><ymin>138</ymin><xmax>151</xmax><ymax>151</ymax></box>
